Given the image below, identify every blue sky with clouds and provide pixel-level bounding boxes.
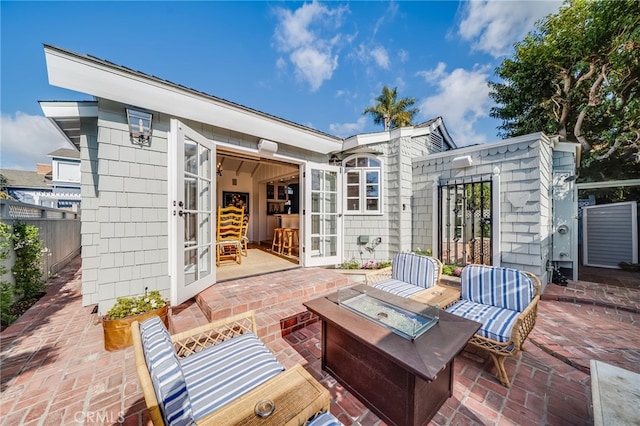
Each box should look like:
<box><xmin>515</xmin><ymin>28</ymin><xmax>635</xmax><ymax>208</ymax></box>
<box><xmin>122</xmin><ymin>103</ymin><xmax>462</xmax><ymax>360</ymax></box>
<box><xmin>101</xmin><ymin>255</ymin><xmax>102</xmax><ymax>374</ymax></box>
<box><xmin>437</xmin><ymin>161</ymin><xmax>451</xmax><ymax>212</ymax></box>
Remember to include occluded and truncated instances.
<box><xmin>1</xmin><ymin>1</ymin><xmax>562</xmax><ymax>170</ymax></box>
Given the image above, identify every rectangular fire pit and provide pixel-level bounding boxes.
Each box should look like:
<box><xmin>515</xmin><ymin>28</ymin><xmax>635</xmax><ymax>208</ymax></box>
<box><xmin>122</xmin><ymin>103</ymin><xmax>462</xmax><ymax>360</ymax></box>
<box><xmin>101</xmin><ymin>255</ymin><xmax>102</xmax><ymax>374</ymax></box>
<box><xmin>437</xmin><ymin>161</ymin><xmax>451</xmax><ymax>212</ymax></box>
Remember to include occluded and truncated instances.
<box><xmin>304</xmin><ymin>285</ymin><xmax>480</xmax><ymax>426</ymax></box>
<box><xmin>337</xmin><ymin>287</ymin><xmax>439</xmax><ymax>340</ymax></box>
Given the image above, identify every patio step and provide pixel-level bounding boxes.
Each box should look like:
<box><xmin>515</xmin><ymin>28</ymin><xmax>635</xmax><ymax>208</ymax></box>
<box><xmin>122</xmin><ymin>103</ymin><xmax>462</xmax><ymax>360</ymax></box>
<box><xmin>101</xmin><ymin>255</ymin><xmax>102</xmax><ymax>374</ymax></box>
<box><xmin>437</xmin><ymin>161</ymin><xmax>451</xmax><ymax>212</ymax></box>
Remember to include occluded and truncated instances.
<box><xmin>194</xmin><ymin>267</ymin><xmax>356</xmax><ymax>344</ymax></box>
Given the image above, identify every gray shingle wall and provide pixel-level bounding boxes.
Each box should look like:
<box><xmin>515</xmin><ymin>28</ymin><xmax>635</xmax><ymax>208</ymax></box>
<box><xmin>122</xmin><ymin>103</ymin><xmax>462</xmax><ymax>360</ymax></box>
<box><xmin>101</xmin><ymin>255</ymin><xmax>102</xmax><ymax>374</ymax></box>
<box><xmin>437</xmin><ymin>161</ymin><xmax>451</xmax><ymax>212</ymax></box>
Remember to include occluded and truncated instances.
<box><xmin>83</xmin><ymin>101</ymin><xmax>170</xmax><ymax>314</ymax></box>
<box><xmin>341</xmin><ymin>131</ymin><xmax>449</xmax><ymax>264</ymax></box>
<box><xmin>412</xmin><ymin>135</ymin><xmax>553</xmax><ymax>281</ymax></box>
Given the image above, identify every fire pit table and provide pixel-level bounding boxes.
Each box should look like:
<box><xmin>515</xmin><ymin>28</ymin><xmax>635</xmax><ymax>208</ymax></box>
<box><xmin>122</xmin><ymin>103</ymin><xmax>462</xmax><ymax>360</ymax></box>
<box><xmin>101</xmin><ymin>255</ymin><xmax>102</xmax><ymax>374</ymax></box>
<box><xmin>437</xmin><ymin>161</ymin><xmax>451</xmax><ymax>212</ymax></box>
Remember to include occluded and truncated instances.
<box><xmin>304</xmin><ymin>285</ymin><xmax>480</xmax><ymax>426</ymax></box>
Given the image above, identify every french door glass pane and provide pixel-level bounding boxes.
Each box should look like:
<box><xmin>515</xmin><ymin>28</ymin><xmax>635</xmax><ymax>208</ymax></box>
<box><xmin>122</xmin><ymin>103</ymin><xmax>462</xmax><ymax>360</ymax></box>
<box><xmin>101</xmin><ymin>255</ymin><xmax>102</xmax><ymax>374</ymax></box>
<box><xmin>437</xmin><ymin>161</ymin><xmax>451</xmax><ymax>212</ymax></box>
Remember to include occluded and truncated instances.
<box><xmin>323</xmin><ymin>236</ymin><xmax>337</xmax><ymax>256</ymax></box>
<box><xmin>184</xmin><ymin>249</ymin><xmax>197</xmax><ymax>285</ymax></box>
<box><xmin>185</xmin><ymin>177</ymin><xmax>197</xmax><ymax>210</ymax></box>
<box><xmin>184</xmin><ymin>213</ymin><xmax>196</xmax><ymax>246</ymax></box>
<box><xmin>324</xmin><ymin>193</ymin><xmax>337</xmax><ymax>213</ymax></box>
<box><xmin>184</xmin><ymin>141</ymin><xmax>198</xmax><ymax>175</ymax></box>
<box><xmin>199</xmin><ymin>146</ymin><xmax>210</xmax><ymax>178</ymax></box>
<box><xmin>199</xmin><ymin>213</ymin><xmax>211</xmax><ymax>244</ymax></box>
<box><xmin>199</xmin><ymin>246</ymin><xmax>211</xmax><ymax>277</ymax></box>
<box><xmin>200</xmin><ymin>180</ymin><xmax>211</xmax><ymax>211</ymax></box>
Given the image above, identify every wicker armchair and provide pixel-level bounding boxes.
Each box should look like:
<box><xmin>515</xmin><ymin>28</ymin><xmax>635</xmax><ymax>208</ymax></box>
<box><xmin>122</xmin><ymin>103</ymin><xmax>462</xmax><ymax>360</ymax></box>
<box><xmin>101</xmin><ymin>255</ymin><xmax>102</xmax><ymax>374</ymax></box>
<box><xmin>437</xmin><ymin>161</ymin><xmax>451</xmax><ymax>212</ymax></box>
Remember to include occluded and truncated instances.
<box><xmin>131</xmin><ymin>311</ymin><xmax>335</xmax><ymax>425</ymax></box>
<box><xmin>445</xmin><ymin>265</ymin><xmax>541</xmax><ymax>387</ymax></box>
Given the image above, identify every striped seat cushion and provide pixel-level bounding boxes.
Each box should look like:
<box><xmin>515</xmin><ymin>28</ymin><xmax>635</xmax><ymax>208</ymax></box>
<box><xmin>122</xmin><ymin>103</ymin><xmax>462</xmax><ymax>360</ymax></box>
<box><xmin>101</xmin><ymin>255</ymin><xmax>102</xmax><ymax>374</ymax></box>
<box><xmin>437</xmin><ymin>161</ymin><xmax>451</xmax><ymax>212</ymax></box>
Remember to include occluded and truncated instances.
<box><xmin>371</xmin><ymin>279</ymin><xmax>426</xmax><ymax>298</ymax></box>
<box><xmin>461</xmin><ymin>265</ymin><xmax>534</xmax><ymax>312</ymax></box>
<box><xmin>306</xmin><ymin>411</ymin><xmax>343</xmax><ymax>426</ymax></box>
<box><xmin>139</xmin><ymin>316</ymin><xmax>194</xmax><ymax>426</ymax></box>
<box><xmin>445</xmin><ymin>300</ymin><xmax>519</xmax><ymax>343</ymax></box>
<box><xmin>181</xmin><ymin>332</ymin><xmax>284</xmax><ymax>420</ymax></box>
<box><xmin>392</xmin><ymin>253</ymin><xmax>439</xmax><ymax>289</ymax></box>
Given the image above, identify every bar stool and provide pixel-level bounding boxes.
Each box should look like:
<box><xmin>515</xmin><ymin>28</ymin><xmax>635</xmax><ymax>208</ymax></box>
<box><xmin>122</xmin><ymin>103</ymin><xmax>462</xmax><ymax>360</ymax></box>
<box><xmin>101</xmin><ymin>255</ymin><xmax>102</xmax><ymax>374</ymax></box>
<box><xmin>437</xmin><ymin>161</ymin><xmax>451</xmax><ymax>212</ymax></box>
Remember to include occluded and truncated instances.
<box><xmin>271</xmin><ymin>228</ymin><xmax>284</xmax><ymax>253</ymax></box>
<box><xmin>281</xmin><ymin>228</ymin><xmax>299</xmax><ymax>256</ymax></box>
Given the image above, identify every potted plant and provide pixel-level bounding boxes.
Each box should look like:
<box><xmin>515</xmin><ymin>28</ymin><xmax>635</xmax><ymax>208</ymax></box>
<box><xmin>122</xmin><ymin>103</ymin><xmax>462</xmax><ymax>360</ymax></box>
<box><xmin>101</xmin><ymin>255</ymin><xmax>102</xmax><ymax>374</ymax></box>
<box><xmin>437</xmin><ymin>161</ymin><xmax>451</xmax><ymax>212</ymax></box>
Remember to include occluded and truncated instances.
<box><xmin>102</xmin><ymin>289</ymin><xmax>169</xmax><ymax>351</ymax></box>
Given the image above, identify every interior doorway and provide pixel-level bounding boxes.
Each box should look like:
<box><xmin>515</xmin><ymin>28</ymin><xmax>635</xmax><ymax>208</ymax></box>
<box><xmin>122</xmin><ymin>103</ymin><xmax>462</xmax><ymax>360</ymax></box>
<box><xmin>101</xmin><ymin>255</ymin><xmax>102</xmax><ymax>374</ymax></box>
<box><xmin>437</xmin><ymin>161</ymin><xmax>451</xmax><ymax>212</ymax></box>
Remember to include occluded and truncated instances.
<box><xmin>215</xmin><ymin>149</ymin><xmax>301</xmax><ymax>281</ymax></box>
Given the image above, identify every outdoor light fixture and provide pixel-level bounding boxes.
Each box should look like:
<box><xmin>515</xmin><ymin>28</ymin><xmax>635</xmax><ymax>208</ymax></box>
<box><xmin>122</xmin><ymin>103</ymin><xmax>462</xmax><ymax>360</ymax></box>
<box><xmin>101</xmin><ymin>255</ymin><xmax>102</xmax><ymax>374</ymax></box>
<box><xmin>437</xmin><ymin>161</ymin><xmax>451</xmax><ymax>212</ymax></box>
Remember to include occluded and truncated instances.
<box><xmin>126</xmin><ymin>108</ymin><xmax>153</xmax><ymax>145</ymax></box>
<box><xmin>452</xmin><ymin>155</ymin><xmax>473</xmax><ymax>169</ymax></box>
<box><xmin>329</xmin><ymin>154</ymin><xmax>341</xmax><ymax>166</ymax></box>
<box><xmin>258</xmin><ymin>139</ymin><xmax>278</xmax><ymax>154</ymax></box>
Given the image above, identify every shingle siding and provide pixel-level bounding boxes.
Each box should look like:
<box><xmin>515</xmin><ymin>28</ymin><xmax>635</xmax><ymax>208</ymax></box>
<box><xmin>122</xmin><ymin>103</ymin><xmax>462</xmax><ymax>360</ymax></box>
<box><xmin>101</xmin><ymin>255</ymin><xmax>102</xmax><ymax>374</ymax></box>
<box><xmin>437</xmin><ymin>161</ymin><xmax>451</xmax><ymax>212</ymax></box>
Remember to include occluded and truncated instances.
<box><xmin>412</xmin><ymin>135</ymin><xmax>553</xmax><ymax>282</ymax></box>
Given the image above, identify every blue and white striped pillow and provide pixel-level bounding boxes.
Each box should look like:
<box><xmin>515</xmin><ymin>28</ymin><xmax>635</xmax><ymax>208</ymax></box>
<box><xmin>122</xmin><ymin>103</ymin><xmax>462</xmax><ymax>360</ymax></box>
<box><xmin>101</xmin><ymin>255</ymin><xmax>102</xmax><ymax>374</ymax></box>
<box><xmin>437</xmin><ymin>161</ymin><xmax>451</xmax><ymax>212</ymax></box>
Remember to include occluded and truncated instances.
<box><xmin>461</xmin><ymin>265</ymin><xmax>534</xmax><ymax>312</ymax></box>
<box><xmin>139</xmin><ymin>316</ymin><xmax>194</xmax><ymax>426</ymax></box>
<box><xmin>392</xmin><ymin>252</ymin><xmax>439</xmax><ymax>289</ymax></box>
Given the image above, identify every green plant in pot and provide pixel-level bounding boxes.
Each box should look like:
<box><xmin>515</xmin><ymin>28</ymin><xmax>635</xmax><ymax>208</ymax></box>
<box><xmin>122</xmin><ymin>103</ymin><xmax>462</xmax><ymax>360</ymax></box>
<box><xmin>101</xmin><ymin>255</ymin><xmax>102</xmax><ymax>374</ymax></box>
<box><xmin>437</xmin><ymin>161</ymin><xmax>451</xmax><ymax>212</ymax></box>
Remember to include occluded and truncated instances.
<box><xmin>102</xmin><ymin>289</ymin><xmax>169</xmax><ymax>351</ymax></box>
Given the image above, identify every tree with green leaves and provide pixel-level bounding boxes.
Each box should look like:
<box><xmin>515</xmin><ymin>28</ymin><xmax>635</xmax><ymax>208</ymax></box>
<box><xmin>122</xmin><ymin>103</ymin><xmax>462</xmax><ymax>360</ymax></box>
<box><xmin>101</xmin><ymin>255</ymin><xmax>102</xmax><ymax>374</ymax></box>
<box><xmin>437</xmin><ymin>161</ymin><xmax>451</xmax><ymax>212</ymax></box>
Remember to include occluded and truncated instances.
<box><xmin>363</xmin><ymin>86</ymin><xmax>419</xmax><ymax>130</ymax></box>
<box><xmin>489</xmin><ymin>0</ymin><xmax>640</xmax><ymax>190</ymax></box>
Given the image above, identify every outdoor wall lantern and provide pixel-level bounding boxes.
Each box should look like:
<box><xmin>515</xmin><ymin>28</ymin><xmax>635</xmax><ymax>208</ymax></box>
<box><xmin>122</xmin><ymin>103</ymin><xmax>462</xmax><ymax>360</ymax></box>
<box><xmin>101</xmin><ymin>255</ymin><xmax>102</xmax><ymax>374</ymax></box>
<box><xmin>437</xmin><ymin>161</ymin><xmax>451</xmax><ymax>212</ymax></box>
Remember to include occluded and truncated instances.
<box><xmin>452</xmin><ymin>155</ymin><xmax>473</xmax><ymax>169</ymax></box>
<box><xmin>329</xmin><ymin>154</ymin><xmax>341</xmax><ymax>166</ymax></box>
<box><xmin>126</xmin><ymin>108</ymin><xmax>153</xmax><ymax>146</ymax></box>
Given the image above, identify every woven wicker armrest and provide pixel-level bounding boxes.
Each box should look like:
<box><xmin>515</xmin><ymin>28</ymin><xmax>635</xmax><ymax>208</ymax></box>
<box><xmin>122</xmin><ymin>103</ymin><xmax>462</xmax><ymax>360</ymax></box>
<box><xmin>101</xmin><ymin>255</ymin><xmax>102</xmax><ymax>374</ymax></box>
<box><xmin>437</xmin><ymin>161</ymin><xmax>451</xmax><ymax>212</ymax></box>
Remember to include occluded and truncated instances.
<box><xmin>171</xmin><ymin>311</ymin><xmax>258</xmax><ymax>358</ymax></box>
<box><xmin>365</xmin><ymin>266</ymin><xmax>392</xmax><ymax>285</ymax></box>
<box><xmin>196</xmin><ymin>364</ymin><xmax>330</xmax><ymax>426</ymax></box>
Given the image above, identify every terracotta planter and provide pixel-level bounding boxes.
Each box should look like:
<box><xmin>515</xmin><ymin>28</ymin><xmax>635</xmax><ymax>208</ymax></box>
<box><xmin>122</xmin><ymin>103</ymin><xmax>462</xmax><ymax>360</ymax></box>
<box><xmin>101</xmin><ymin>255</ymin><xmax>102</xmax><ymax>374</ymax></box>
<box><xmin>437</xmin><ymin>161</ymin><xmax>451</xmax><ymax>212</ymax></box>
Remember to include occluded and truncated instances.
<box><xmin>102</xmin><ymin>305</ymin><xmax>169</xmax><ymax>351</ymax></box>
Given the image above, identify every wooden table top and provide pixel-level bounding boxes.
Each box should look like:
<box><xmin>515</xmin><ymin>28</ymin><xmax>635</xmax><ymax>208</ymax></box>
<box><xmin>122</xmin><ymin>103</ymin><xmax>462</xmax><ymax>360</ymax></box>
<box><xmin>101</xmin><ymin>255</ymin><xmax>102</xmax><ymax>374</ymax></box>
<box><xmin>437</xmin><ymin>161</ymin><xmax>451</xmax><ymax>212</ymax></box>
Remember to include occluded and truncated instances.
<box><xmin>409</xmin><ymin>285</ymin><xmax>461</xmax><ymax>309</ymax></box>
<box><xmin>304</xmin><ymin>285</ymin><xmax>481</xmax><ymax>381</ymax></box>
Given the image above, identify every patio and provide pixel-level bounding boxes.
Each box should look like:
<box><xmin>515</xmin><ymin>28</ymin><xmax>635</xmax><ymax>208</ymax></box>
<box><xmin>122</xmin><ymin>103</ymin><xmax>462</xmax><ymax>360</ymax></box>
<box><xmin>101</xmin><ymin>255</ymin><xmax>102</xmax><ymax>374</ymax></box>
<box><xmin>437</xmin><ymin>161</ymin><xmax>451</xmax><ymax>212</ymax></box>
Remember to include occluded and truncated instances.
<box><xmin>1</xmin><ymin>256</ymin><xmax>638</xmax><ymax>425</ymax></box>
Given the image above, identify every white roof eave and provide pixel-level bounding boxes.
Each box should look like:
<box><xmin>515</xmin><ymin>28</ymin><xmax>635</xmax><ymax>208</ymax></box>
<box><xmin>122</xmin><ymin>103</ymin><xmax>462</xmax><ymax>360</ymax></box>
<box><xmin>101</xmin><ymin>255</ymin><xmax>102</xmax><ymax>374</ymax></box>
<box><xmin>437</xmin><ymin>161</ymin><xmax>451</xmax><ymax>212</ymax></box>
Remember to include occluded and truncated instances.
<box><xmin>44</xmin><ymin>46</ymin><xmax>342</xmax><ymax>155</ymax></box>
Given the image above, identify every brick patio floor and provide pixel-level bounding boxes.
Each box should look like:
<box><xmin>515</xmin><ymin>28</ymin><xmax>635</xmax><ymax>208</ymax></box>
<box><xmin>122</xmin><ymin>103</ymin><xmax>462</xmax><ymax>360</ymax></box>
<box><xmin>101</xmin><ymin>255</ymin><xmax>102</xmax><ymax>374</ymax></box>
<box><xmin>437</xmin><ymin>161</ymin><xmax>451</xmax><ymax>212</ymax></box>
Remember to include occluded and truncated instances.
<box><xmin>1</xmin><ymin>256</ymin><xmax>638</xmax><ymax>425</ymax></box>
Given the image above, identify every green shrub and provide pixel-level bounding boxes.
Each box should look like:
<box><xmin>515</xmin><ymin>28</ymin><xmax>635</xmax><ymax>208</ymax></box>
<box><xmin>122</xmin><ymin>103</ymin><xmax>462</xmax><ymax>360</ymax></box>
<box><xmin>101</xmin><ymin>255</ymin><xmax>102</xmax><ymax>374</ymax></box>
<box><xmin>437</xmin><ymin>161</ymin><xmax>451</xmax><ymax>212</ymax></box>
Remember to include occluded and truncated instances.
<box><xmin>340</xmin><ymin>257</ymin><xmax>361</xmax><ymax>269</ymax></box>
<box><xmin>0</xmin><ymin>223</ymin><xmax>16</xmax><ymax>325</ymax></box>
<box><xmin>413</xmin><ymin>248</ymin><xmax>432</xmax><ymax>257</ymax></box>
<box><xmin>442</xmin><ymin>264</ymin><xmax>463</xmax><ymax>277</ymax></box>
<box><xmin>11</xmin><ymin>223</ymin><xmax>44</xmax><ymax>299</ymax></box>
<box><xmin>105</xmin><ymin>290</ymin><xmax>167</xmax><ymax>320</ymax></box>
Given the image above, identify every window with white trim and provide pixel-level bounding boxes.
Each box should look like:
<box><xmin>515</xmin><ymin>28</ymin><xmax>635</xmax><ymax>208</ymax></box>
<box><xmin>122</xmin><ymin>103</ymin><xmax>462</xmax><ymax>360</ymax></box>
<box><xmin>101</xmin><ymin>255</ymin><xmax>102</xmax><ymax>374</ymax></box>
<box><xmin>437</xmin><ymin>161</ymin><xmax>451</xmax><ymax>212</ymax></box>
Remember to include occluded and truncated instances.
<box><xmin>344</xmin><ymin>155</ymin><xmax>382</xmax><ymax>214</ymax></box>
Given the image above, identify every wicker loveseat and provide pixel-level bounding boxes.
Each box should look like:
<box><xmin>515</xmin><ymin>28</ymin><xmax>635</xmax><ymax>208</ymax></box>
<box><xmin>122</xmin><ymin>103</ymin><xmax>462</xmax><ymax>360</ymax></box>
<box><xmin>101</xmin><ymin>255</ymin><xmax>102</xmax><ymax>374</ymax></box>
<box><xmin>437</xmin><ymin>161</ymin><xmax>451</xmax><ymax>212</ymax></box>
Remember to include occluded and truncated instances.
<box><xmin>366</xmin><ymin>252</ymin><xmax>443</xmax><ymax>297</ymax></box>
<box><xmin>131</xmin><ymin>311</ymin><xmax>341</xmax><ymax>426</ymax></box>
<box><xmin>445</xmin><ymin>265</ymin><xmax>541</xmax><ymax>387</ymax></box>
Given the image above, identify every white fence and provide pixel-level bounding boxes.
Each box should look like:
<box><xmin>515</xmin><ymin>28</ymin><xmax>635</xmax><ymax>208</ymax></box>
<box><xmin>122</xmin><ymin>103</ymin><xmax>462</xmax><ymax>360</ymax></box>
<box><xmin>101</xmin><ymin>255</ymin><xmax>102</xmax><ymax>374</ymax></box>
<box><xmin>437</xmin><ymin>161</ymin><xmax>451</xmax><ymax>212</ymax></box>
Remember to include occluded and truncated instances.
<box><xmin>1</xmin><ymin>200</ymin><xmax>81</xmax><ymax>283</ymax></box>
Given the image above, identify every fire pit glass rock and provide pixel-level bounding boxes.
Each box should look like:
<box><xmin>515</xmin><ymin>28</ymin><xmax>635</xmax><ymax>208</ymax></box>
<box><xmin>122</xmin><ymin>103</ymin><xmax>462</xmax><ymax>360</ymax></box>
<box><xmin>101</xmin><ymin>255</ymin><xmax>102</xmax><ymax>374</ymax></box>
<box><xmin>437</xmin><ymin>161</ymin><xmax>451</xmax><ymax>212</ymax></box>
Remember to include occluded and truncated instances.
<box><xmin>337</xmin><ymin>287</ymin><xmax>439</xmax><ymax>340</ymax></box>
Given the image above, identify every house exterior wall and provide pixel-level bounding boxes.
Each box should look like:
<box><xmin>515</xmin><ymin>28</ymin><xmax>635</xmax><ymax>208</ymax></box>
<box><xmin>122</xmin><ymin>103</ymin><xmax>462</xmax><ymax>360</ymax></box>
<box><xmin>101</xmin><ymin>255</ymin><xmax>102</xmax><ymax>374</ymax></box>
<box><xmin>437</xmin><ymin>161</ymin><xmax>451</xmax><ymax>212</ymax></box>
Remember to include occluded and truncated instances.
<box><xmin>82</xmin><ymin>101</ymin><xmax>332</xmax><ymax>313</ymax></box>
<box><xmin>341</xmin><ymin>129</ymin><xmax>451</xmax><ymax>264</ymax></box>
<box><xmin>412</xmin><ymin>134</ymin><xmax>553</xmax><ymax>283</ymax></box>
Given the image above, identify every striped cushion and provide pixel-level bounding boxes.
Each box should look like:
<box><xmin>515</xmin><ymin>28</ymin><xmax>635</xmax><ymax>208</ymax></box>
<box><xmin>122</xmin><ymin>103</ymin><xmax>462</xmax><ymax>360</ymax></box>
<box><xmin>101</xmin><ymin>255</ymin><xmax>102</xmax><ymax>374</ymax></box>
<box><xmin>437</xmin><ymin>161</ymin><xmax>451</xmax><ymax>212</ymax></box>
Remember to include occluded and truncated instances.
<box><xmin>139</xmin><ymin>316</ymin><xmax>193</xmax><ymax>426</ymax></box>
<box><xmin>445</xmin><ymin>300</ymin><xmax>519</xmax><ymax>343</ymax></box>
<box><xmin>306</xmin><ymin>411</ymin><xmax>343</xmax><ymax>426</ymax></box>
<box><xmin>371</xmin><ymin>279</ymin><xmax>425</xmax><ymax>298</ymax></box>
<box><xmin>392</xmin><ymin>253</ymin><xmax>439</xmax><ymax>289</ymax></box>
<box><xmin>461</xmin><ymin>265</ymin><xmax>534</xmax><ymax>312</ymax></box>
<box><xmin>181</xmin><ymin>332</ymin><xmax>284</xmax><ymax>420</ymax></box>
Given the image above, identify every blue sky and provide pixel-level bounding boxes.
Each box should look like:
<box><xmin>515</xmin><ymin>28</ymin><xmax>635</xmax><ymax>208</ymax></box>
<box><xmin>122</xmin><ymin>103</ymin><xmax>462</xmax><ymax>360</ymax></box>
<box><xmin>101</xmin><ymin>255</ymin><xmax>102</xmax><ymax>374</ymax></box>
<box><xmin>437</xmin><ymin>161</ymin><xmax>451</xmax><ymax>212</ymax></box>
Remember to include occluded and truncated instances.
<box><xmin>1</xmin><ymin>1</ymin><xmax>562</xmax><ymax>170</ymax></box>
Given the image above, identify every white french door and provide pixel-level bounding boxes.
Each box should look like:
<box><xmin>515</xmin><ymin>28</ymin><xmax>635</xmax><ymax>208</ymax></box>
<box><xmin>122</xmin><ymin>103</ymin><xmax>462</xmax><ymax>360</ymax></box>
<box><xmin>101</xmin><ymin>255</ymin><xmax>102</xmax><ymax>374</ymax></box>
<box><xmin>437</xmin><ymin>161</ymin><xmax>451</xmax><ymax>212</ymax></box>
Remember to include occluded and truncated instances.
<box><xmin>303</xmin><ymin>163</ymin><xmax>342</xmax><ymax>266</ymax></box>
<box><xmin>169</xmin><ymin>119</ymin><xmax>216</xmax><ymax>305</ymax></box>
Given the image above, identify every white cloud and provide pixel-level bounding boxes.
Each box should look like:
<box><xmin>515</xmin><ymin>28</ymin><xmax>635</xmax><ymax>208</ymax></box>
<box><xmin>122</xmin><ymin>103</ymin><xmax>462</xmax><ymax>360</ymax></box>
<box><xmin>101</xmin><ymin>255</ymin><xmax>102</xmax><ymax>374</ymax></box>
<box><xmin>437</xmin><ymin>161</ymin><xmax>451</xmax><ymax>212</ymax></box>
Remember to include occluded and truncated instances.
<box><xmin>0</xmin><ymin>112</ymin><xmax>69</xmax><ymax>170</ymax></box>
<box><xmin>397</xmin><ymin>49</ymin><xmax>409</xmax><ymax>63</ymax></box>
<box><xmin>329</xmin><ymin>116</ymin><xmax>367</xmax><ymax>138</ymax></box>
<box><xmin>416</xmin><ymin>63</ymin><xmax>493</xmax><ymax>146</ymax></box>
<box><xmin>273</xmin><ymin>1</ymin><xmax>348</xmax><ymax>92</ymax></box>
<box><xmin>370</xmin><ymin>46</ymin><xmax>390</xmax><ymax>69</ymax></box>
<box><xmin>458</xmin><ymin>0</ymin><xmax>562</xmax><ymax>58</ymax></box>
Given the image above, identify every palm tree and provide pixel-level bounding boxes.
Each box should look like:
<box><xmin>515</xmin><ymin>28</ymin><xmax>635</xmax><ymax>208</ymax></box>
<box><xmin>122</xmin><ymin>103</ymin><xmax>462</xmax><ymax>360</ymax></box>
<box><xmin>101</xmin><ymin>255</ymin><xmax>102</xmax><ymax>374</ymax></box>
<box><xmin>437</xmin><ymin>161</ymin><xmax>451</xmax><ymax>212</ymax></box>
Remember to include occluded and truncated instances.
<box><xmin>362</xmin><ymin>86</ymin><xmax>419</xmax><ymax>130</ymax></box>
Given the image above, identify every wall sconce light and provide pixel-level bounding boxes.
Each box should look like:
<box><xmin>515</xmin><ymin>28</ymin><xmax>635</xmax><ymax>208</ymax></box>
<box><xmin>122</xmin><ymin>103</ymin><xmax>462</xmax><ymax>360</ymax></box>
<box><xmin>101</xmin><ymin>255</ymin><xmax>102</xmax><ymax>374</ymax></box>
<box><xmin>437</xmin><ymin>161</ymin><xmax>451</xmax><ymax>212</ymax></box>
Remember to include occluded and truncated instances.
<box><xmin>258</xmin><ymin>139</ymin><xmax>278</xmax><ymax>154</ymax></box>
<box><xmin>329</xmin><ymin>154</ymin><xmax>341</xmax><ymax>166</ymax></box>
<box><xmin>216</xmin><ymin>162</ymin><xmax>223</xmax><ymax>176</ymax></box>
<box><xmin>126</xmin><ymin>108</ymin><xmax>153</xmax><ymax>146</ymax></box>
<box><xmin>452</xmin><ymin>155</ymin><xmax>473</xmax><ymax>169</ymax></box>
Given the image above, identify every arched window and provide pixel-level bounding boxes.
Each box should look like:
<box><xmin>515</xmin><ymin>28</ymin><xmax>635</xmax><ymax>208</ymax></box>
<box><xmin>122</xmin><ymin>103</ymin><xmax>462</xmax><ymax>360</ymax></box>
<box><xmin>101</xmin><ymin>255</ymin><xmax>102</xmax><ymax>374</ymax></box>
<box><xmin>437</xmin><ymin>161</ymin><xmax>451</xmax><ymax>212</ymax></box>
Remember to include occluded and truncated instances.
<box><xmin>344</xmin><ymin>155</ymin><xmax>382</xmax><ymax>214</ymax></box>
